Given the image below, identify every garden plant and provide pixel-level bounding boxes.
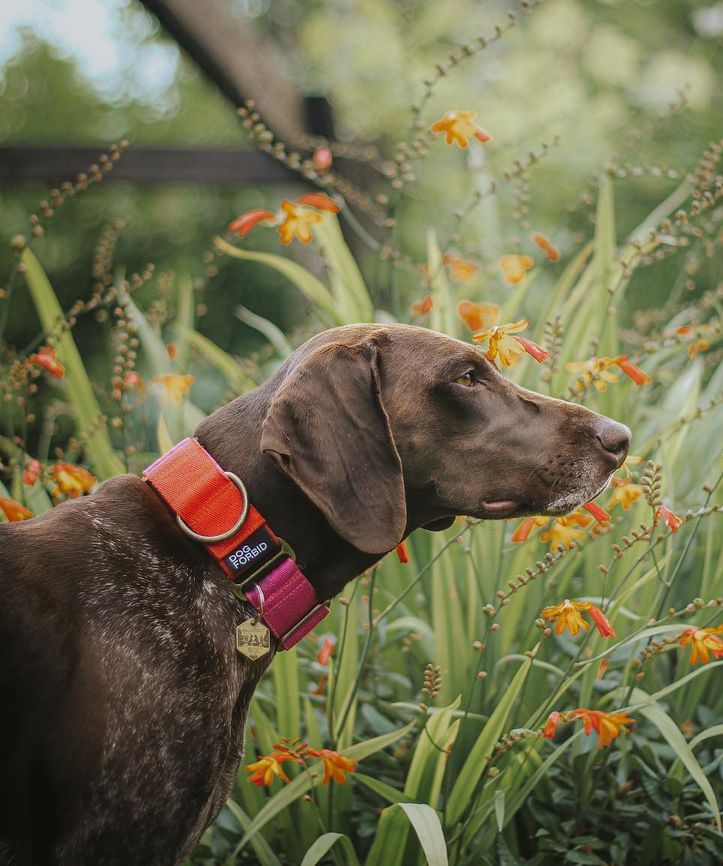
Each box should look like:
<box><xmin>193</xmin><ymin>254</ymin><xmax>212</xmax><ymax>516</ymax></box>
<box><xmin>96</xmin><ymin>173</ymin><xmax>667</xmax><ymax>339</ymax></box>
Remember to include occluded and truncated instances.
<box><xmin>1</xmin><ymin>4</ymin><xmax>721</xmax><ymax>865</ymax></box>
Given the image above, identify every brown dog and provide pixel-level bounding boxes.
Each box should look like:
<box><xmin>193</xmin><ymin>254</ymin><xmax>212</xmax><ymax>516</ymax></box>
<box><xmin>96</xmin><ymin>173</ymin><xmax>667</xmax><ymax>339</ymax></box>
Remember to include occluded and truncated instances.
<box><xmin>0</xmin><ymin>324</ymin><xmax>629</xmax><ymax>865</ymax></box>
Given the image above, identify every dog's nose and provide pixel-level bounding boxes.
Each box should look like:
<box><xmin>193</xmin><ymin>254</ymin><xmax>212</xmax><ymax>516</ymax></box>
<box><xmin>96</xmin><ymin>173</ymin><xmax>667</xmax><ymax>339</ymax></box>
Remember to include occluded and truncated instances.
<box><xmin>595</xmin><ymin>420</ymin><xmax>631</xmax><ymax>469</ymax></box>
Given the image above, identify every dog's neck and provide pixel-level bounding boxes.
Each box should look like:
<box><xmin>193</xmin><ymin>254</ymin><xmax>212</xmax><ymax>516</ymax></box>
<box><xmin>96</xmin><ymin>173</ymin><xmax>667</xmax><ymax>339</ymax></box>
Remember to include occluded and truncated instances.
<box><xmin>194</xmin><ymin>389</ymin><xmax>381</xmax><ymax>602</ymax></box>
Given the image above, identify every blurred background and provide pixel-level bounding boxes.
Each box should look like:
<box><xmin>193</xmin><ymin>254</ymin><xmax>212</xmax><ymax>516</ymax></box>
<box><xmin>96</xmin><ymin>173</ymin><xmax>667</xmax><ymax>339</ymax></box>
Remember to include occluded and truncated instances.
<box><xmin>0</xmin><ymin>0</ymin><xmax>721</xmax><ymax>408</ymax></box>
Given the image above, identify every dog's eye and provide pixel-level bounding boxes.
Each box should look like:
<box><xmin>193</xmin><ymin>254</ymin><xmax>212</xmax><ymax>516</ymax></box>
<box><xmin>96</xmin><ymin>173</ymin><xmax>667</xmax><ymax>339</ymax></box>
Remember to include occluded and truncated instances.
<box><xmin>453</xmin><ymin>371</ymin><xmax>476</xmax><ymax>387</ymax></box>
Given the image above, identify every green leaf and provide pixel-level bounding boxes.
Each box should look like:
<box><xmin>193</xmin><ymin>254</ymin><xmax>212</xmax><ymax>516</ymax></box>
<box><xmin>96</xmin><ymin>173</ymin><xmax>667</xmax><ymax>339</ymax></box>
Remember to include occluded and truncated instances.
<box><xmin>20</xmin><ymin>247</ymin><xmax>123</xmax><ymax>479</ymax></box>
<box><xmin>446</xmin><ymin>647</ymin><xmax>537</xmax><ymax>824</ymax></box>
<box><xmin>273</xmin><ymin>648</ymin><xmax>300</xmax><ymax>740</ymax></box>
<box><xmin>631</xmin><ymin>690</ymin><xmax>721</xmax><ymax>830</ymax></box>
<box><xmin>236</xmin><ymin>306</ymin><xmax>292</xmax><ymax>357</ymax></box>
<box><xmin>300</xmin><ymin>833</ymin><xmax>360</xmax><ymax>866</ymax></box>
<box><xmin>224</xmin><ymin>800</ymin><xmax>282</xmax><ymax>866</ymax></box>
<box><xmin>215</xmin><ymin>236</ymin><xmax>340</xmax><ymax>324</ymax></box>
<box><xmin>366</xmin><ymin>804</ymin><xmax>448</xmax><ymax>866</ymax></box>
<box><xmin>180</xmin><ymin>326</ymin><xmax>253</xmax><ymax>393</ymax></box>
<box><xmin>313</xmin><ymin>215</ymin><xmax>374</xmax><ymax>323</ymax></box>
<box><xmin>173</xmin><ymin>276</ymin><xmax>195</xmax><ymax>373</ymax></box>
<box><xmin>354</xmin><ymin>773</ymin><xmax>412</xmax><ymax>805</ymax></box>
<box><xmin>494</xmin><ymin>789</ymin><xmax>505</xmax><ymax>833</ymax></box>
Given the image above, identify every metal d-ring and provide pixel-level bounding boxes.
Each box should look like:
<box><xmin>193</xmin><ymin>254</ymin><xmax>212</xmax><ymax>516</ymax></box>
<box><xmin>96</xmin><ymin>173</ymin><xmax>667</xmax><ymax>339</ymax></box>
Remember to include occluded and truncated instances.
<box><xmin>176</xmin><ymin>472</ymin><xmax>249</xmax><ymax>543</ymax></box>
<box><xmin>249</xmin><ymin>584</ymin><xmax>265</xmax><ymax>625</ymax></box>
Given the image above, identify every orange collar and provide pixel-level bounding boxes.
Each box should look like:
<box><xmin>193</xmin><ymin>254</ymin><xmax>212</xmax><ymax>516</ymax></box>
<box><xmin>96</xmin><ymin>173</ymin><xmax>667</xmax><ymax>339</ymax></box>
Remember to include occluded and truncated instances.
<box><xmin>143</xmin><ymin>438</ymin><xmax>329</xmax><ymax>651</ymax></box>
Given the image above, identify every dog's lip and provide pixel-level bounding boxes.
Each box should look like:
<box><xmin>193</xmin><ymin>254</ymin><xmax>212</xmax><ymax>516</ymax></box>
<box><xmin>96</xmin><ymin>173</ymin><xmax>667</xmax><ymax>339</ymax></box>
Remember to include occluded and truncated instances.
<box><xmin>480</xmin><ymin>499</ymin><xmax>521</xmax><ymax>517</ymax></box>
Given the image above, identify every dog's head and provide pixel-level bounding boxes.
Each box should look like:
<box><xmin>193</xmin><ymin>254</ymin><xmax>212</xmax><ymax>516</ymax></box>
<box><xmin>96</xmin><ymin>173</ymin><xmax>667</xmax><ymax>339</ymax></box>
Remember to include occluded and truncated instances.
<box><xmin>261</xmin><ymin>325</ymin><xmax>629</xmax><ymax>555</ymax></box>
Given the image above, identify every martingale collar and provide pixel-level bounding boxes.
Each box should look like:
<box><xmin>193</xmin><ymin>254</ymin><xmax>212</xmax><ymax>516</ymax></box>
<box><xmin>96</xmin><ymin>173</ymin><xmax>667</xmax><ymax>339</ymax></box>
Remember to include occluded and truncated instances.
<box><xmin>143</xmin><ymin>437</ymin><xmax>330</xmax><ymax>653</ymax></box>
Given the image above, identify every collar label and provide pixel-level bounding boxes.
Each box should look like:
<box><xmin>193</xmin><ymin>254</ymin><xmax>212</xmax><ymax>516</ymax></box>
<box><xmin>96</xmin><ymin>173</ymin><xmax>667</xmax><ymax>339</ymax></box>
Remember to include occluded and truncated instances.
<box><xmin>223</xmin><ymin>525</ymin><xmax>281</xmax><ymax>578</ymax></box>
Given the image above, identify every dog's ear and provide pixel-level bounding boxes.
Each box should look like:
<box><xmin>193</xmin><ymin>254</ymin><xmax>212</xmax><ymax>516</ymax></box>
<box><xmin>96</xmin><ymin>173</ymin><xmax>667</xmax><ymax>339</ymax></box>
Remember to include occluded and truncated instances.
<box><xmin>261</xmin><ymin>340</ymin><xmax>406</xmax><ymax>555</ymax></box>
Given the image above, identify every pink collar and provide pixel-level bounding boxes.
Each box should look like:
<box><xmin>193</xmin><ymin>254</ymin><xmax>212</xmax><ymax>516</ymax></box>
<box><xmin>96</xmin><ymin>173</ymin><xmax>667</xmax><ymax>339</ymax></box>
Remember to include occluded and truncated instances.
<box><xmin>143</xmin><ymin>438</ymin><xmax>329</xmax><ymax>652</ymax></box>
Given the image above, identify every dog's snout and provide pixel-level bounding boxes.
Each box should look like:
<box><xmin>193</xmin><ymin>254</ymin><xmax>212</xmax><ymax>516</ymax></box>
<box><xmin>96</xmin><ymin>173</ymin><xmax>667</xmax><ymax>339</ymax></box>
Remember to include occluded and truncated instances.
<box><xmin>595</xmin><ymin>419</ymin><xmax>631</xmax><ymax>468</ymax></box>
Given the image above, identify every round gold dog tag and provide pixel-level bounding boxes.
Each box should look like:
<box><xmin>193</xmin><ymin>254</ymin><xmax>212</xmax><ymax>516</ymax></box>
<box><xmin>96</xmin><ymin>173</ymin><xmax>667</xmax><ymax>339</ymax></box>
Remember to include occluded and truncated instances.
<box><xmin>235</xmin><ymin>619</ymin><xmax>271</xmax><ymax>660</ymax></box>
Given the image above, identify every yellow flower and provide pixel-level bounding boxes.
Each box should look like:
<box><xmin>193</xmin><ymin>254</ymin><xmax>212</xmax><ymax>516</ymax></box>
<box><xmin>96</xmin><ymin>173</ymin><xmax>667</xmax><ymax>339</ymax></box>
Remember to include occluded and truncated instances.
<box><xmin>153</xmin><ymin>374</ymin><xmax>195</xmax><ymax>404</ymax></box>
<box><xmin>607</xmin><ymin>478</ymin><xmax>644</xmax><ymax>510</ymax></box>
<box><xmin>472</xmin><ymin>318</ymin><xmax>548</xmax><ymax>367</ymax></box>
<box><xmin>50</xmin><ymin>463</ymin><xmax>96</xmax><ymax>499</ymax></box>
<box><xmin>276</xmin><ymin>200</ymin><xmax>323</xmax><ymax>245</ymax></box>
<box><xmin>245</xmin><ymin>750</ymin><xmax>300</xmax><ymax>786</ymax></box>
<box><xmin>566</xmin><ymin>357</ymin><xmax>620</xmax><ymax>392</ymax></box>
<box><xmin>541</xmin><ymin>598</ymin><xmax>615</xmax><ymax>638</ymax></box>
<box><xmin>541</xmin><ymin>599</ymin><xmax>591</xmax><ymax>636</ymax></box>
<box><xmin>677</xmin><ymin>627</ymin><xmax>723</xmax><ymax>665</ymax></box>
<box><xmin>499</xmin><ymin>254</ymin><xmax>534</xmax><ymax>286</ymax></box>
<box><xmin>307</xmin><ymin>748</ymin><xmax>358</xmax><ymax>785</ymax></box>
<box><xmin>431</xmin><ymin>110</ymin><xmax>491</xmax><ymax>148</ymax></box>
<box><xmin>539</xmin><ymin>517</ymin><xmax>586</xmax><ymax>550</ymax></box>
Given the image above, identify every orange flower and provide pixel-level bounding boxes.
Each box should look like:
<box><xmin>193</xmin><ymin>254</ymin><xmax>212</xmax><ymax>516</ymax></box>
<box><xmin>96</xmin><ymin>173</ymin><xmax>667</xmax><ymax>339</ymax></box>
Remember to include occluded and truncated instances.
<box><xmin>23</xmin><ymin>459</ymin><xmax>41</xmax><ymax>486</ymax></box>
<box><xmin>245</xmin><ymin>750</ymin><xmax>300</xmax><ymax>786</ymax></box>
<box><xmin>153</xmin><ymin>373</ymin><xmax>195</xmax><ymax>404</ymax></box>
<box><xmin>531</xmin><ymin>233</ymin><xmax>560</xmax><ymax>262</ymax></box>
<box><xmin>307</xmin><ymin>748</ymin><xmax>357</xmax><ymax>785</ymax></box>
<box><xmin>27</xmin><ymin>345</ymin><xmax>64</xmax><ymax>378</ymax></box>
<box><xmin>396</xmin><ymin>541</ymin><xmax>410</xmax><ymax>564</ymax></box>
<box><xmin>410</xmin><ymin>295</ymin><xmax>434</xmax><ymax>316</ymax></box>
<box><xmin>228</xmin><ymin>194</ymin><xmax>340</xmax><ymax>246</ymax></box>
<box><xmin>457</xmin><ymin>300</ymin><xmax>500</xmax><ymax>333</ymax></box>
<box><xmin>443</xmin><ymin>254</ymin><xmax>478</xmax><ymax>282</ymax></box>
<box><xmin>430</xmin><ymin>110</ymin><xmax>491</xmax><ymax>148</ymax></box>
<box><xmin>539</xmin><ymin>517</ymin><xmax>586</xmax><ymax>550</ymax></box>
<box><xmin>316</xmin><ymin>637</ymin><xmax>335</xmax><ymax>666</ymax></box>
<box><xmin>541</xmin><ymin>599</ymin><xmax>616</xmax><ymax>638</ymax></box>
<box><xmin>499</xmin><ymin>255</ymin><xmax>534</xmax><ymax>286</ymax></box>
<box><xmin>542</xmin><ymin>708</ymin><xmax>633</xmax><ymax>747</ymax></box>
<box><xmin>510</xmin><ymin>515</ymin><xmax>549</xmax><ymax>543</ymax></box>
<box><xmin>50</xmin><ymin>463</ymin><xmax>96</xmax><ymax>498</ymax></box>
<box><xmin>0</xmin><ymin>496</ymin><xmax>33</xmax><ymax>522</ymax></box>
<box><xmin>582</xmin><ymin>501</ymin><xmax>611</xmax><ymax>525</ymax></box>
<box><xmin>124</xmin><ymin>371</ymin><xmax>144</xmax><ymax>392</ymax></box>
<box><xmin>656</xmin><ymin>504</ymin><xmax>682</xmax><ymax>532</ymax></box>
<box><xmin>607</xmin><ymin>477</ymin><xmax>644</xmax><ymax>511</ymax></box>
<box><xmin>677</xmin><ymin>627</ymin><xmax>723</xmax><ymax>665</ymax></box>
<box><xmin>228</xmin><ymin>208</ymin><xmax>277</xmax><ymax>238</ymax></box>
<box><xmin>542</xmin><ymin>711</ymin><xmax>566</xmax><ymax>740</ymax></box>
<box><xmin>570</xmin><ymin>708</ymin><xmax>634</xmax><ymax>748</ymax></box>
<box><xmin>472</xmin><ymin>319</ymin><xmax>549</xmax><ymax>367</ymax></box>
<box><xmin>614</xmin><ymin>355</ymin><xmax>651</xmax><ymax>386</ymax></box>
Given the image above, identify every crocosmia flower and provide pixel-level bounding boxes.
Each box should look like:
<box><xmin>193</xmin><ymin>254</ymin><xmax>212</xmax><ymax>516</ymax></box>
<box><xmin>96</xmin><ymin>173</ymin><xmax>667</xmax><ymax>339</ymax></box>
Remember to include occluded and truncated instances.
<box><xmin>27</xmin><ymin>345</ymin><xmax>64</xmax><ymax>378</ymax></box>
<box><xmin>541</xmin><ymin>598</ymin><xmax>616</xmax><ymax>638</ymax></box>
<box><xmin>228</xmin><ymin>194</ymin><xmax>340</xmax><ymax>246</ymax></box>
<box><xmin>656</xmin><ymin>504</ymin><xmax>682</xmax><ymax>532</ymax></box>
<box><xmin>677</xmin><ymin>627</ymin><xmax>723</xmax><ymax>665</ymax></box>
<box><xmin>615</xmin><ymin>355</ymin><xmax>651</xmax><ymax>386</ymax></box>
<box><xmin>571</xmin><ymin>708</ymin><xmax>634</xmax><ymax>748</ymax></box>
<box><xmin>510</xmin><ymin>515</ymin><xmax>549</xmax><ymax>543</ymax></box>
<box><xmin>443</xmin><ymin>254</ymin><xmax>478</xmax><ymax>282</ymax></box>
<box><xmin>396</xmin><ymin>541</ymin><xmax>410</xmax><ymax>563</ymax></box>
<box><xmin>566</xmin><ymin>355</ymin><xmax>651</xmax><ymax>391</ymax></box>
<box><xmin>22</xmin><ymin>459</ymin><xmax>41</xmax><ymax>486</ymax></box>
<box><xmin>543</xmin><ymin>708</ymin><xmax>634</xmax><ymax>748</ymax></box>
<box><xmin>246</xmin><ymin>750</ymin><xmax>300</xmax><ymax>786</ymax></box>
<box><xmin>607</xmin><ymin>477</ymin><xmax>644</xmax><ymax>510</ymax></box>
<box><xmin>153</xmin><ymin>374</ymin><xmax>195</xmax><ymax>404</ymax></box>
<box><xmin>431</xmin><ymin>110</ymin><xmax>491</xmax><ymax>148</ymax></box>
<box><xmin>410</xmin><ymin>295</ymin><xmax>434</xmax><ymax>316</ymax></box>
<box><xmin>316</xmin><ymin>637</ymin><xmax>335</xmax><ymax>666</ymax></box>
<box><xmin>50</xmin><ymin>463</ymin><xmax>96</xmax><ymax>498</ymax></box>
<box><xmin>457</xmin><ymin>301</ymin><xmax>500</xmax><ymax>333</ymax></box>
<box><xmin>582</xmin><ymin>501</ymin><xmax>611</xmax><ymax>525</ymax></box>
<box><xmin>499</xmin><ymin>255</ymin><xmax>534</xmax><ymax>286</ymax></box>
<box><xmin>539</xmin><ymin>517</ymin><xmax>586</xmax><ymax>550</ymax></box>
<box><xmin>531</xmin><ymin>233</ymin><xmax>560</xmax><ymax>262</ymax></box>
<box><xmin>472</xmin><ymin>319</ymin><xmax>549</xmax><ymax>367</ymax></box>
<box><xmin>0</xmin><ymin>496</ymin><xmax>33</xmax><ymax>522</ymax></box>
<box><xmin>307</xmin><ymin>748</ymin><xmax>358</xmax><ymax>785</ymax></box>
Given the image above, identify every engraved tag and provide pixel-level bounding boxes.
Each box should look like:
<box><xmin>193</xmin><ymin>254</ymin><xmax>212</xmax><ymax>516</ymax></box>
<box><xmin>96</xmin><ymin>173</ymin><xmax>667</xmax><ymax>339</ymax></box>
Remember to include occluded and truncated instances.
<box><xmin>235</xmin><ymin>618</ymin><xmax>271</xmax><ymax>660</ymax></box>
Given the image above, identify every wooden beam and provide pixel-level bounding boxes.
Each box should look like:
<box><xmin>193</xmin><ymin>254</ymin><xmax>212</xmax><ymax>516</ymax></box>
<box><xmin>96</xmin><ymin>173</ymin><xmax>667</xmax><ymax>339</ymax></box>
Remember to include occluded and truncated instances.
<box><xmin>0</xmin><ymin>146</ymin><xmax>296</xmax><ymax>186</ymax></box>
<box><xmin>139</xmin><ymin>0</ymin><xmax>307</xmax><ymax>142</ymax></box>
